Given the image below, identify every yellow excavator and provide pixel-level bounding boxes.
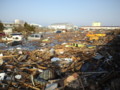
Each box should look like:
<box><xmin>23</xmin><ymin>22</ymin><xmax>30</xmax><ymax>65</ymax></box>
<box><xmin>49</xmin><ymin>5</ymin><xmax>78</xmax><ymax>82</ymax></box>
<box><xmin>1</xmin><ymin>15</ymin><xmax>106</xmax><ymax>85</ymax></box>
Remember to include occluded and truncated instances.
<box><xmin>86</xmin><ymin>31</ymin><xmax>106</xmax><ymax>41</ymax></box>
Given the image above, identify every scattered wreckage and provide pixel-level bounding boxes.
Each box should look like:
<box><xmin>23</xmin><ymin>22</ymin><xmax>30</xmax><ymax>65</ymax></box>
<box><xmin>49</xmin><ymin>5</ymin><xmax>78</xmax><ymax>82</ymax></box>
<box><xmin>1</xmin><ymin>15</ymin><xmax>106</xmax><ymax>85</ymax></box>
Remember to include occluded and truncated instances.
<box><xmin>0</xmin><ymin>30</ymin><xmax>120</xmax><ymax>90</ymax></box>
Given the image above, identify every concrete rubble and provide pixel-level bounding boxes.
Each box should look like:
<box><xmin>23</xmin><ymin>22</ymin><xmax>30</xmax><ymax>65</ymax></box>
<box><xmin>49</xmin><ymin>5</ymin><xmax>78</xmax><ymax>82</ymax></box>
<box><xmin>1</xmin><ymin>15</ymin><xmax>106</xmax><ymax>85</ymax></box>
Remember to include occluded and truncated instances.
<box><xmin>0</xmin><ymin>30</ymin><xmax>120</xmax><ymax>90</ymax></box>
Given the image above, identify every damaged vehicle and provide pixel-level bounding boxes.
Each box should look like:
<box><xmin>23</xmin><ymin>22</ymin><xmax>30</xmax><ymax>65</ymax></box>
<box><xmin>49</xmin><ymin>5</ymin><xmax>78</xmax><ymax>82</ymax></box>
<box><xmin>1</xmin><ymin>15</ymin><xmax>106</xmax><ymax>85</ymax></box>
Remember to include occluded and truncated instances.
<box><xmin>2</xmin><ymin>33</ymin><xmax>23</xmax><ymax>42</ymax></box>
<box><xmin>27</xmin><ymin>33</ymin><xmax>43</xmax><ymax>41</ymax></box>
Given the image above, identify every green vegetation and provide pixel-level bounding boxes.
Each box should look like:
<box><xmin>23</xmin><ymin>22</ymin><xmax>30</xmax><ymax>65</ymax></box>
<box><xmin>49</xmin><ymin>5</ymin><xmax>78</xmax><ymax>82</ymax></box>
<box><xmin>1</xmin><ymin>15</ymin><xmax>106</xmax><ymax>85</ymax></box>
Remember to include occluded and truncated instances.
<box><xmin>13</xmin><ymin>22</ymin><xmax>36</xmax><ymax>35</ymax></box>
<box><xmin>0</xmin><ymin>21</ymin><xmax>4</xmax><ymax>31</ymax></box>
<box><xmin>24</xmin><ymin>22</ymin><xmax>35</xmax><ymax>32</ymax></box>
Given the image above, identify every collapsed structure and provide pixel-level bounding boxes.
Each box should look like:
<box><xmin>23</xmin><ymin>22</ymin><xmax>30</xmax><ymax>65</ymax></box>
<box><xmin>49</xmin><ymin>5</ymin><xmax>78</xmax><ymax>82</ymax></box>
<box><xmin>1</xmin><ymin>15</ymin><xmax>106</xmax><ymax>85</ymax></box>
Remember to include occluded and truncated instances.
<box><xmin>0</xmin><ymin>29</ymin><xmax>120</xmax><ymax>90</ymax></box>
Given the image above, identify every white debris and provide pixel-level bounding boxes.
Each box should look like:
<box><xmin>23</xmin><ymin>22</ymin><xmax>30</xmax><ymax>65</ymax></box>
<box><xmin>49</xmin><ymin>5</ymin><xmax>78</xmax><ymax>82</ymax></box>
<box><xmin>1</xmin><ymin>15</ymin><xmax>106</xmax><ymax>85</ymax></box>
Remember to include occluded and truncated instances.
<box><xmin>38</xmin><ymin>69</ymin><xmax>43</xmax><ymax>72</ymax></box>
<box><xmin>0</xmin><ymin>53</ymin><xmax>3</xmax><ymax>65</ymax></box>
<box><xmin>0</xmin><ymin>53</ymin><xmax>3</xmax><ymax>57</ymax></box>
<box><xmin>59</xmin><ymin>51</ymin><xmax>64</xmax><ymax>54</ymax></box>
<box><xmin>45</xmin><ymin>83</ymin><xmax>58</xmax><ymax>90</ymax></box>
<box><xmin>18</xmin><ymin>51</ymin><xmax>23</xmax><ymax>54</ymax></box>
<box><xmin>7</xmin><ymin>69</ymin><xmax>11</xmax><ymax>72</ymax></box>
<box><xmin>62</xmin><ymin>43</ymin><xmax>67</xmax><ymax>45</ymax></box>
<box><xmin>64</xmin><ymin>58</ymin><xmax>73</xmax><ymax>62</ymax></box>
<box><xmin>51</xmin><ymin>57</ymin><xmax>61</xmax><ymax>62</ymax></box>
<box><xmin>0</xmin><ymin>58</ymin><xmax>3</xmax><ymax>65</ymax></box>
<box><xmin>15</xmin><ymin>75</ymin><xmax>22</xmax><ymax>79</ymax></box>
<box><xmin>0</xmin><ymin>73</ymin><xmax>6</xmax><ymax>81</ymax></box>
<box><xmin>16</xmin><ymin>47</ymin><xmax>22</xmax><ymax>50</ymax></box>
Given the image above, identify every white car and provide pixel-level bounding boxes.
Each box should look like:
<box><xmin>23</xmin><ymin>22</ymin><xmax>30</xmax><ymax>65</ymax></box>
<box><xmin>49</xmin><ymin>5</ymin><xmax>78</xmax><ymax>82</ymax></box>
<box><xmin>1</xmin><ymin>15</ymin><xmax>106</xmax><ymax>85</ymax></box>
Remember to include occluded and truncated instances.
<box><xmin>27</xmin><ymin>34</ymin><xmax>43</xmax><ymax>41</ymax></box>
<box><xmin>2</xmin><ymin>37</ymin><xmax>13</xmax><ymax>41</ymax></box>
<box><xmin>11</xmin><ymin>33</ymin><xmax>23</xmax><ymax>41</ymax></box>
<box><xmin>2</xmin><ymin>33</ymin><xmax>23</xmax><ymax>41</ymax></box>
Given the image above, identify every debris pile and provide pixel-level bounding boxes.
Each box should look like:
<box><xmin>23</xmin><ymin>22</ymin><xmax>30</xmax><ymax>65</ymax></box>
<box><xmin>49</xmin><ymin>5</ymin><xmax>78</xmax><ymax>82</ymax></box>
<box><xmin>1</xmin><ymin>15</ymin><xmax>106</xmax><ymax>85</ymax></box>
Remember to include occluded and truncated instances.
<box><xmin>0</xmin><ymin>30</ymin><xmax>120</xmax><ymax>90</ymax></box>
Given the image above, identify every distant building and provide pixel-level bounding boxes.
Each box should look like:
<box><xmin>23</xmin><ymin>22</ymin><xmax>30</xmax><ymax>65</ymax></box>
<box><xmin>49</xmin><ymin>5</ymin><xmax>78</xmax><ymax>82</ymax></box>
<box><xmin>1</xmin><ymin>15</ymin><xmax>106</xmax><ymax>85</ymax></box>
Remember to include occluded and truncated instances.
<box><xmin>3</xmin><ymin>23</ymin><xmax>19</xmax><ymax>28</ymax></box>
<box><xmin>92</xmin><ymin>22</ymin><xmax>101</xmax><ymax>26</ymax></box>
<box><xmin>3</xmin><ymin>19</ymin><xmax>25</xmax><ymax>28</ymax></box>
<box><xmin>48</xmin><ymin>23</ymin><xmax>78</xmax><ymax>30</ymax></box>
<box><xmin>80</xmin><ymin>22</ymin><xmax>120</xmax><ymax>30</ymax></box>
<box><xmin>30</xmin><ymin>23</ymin><xmax>42</xmax><ymax>27</ymax></box>
<box><xmin>14</xmin><ymin>19</ymin><xmax>25</xmax><ymax>25</ymax></box>
<box><xmin>80</xmin><ymin>26</ymin><xmax>120</xmax><ymax>30</ymax></box>
<box><xmin>3</xmin><ymin>27</ymin><xmax>12</xmax><ymax>35</ymax></box>
<box><xmin>3</xmin><ymin>19</ymin><xmax>25</xmax><ymax>34</ymax></box>
<box><xmin>3</xmin><ymin>23</ymin><xmax>16</xmax><ymax>35</ymax></box>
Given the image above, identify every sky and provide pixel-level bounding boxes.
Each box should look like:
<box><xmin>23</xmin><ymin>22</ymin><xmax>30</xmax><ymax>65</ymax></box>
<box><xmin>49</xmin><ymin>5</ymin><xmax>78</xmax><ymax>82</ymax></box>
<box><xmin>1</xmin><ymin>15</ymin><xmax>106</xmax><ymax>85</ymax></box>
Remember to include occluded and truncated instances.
<box><xmin>0</xmin><ymin>0</ymin><xmax>120</xmax><ymax>26</ymax></box>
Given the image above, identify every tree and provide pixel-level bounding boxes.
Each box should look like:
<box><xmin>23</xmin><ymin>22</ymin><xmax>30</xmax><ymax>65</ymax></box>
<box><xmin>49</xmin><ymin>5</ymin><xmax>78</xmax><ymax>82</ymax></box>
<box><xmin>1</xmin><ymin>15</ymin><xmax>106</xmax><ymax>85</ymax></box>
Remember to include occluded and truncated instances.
<box><xmin>0</xmin><ymin>21</ymin><xmax>4</xmax><ymax>31</ymax></box>
<box><xmin>13</xmin><ymin>22</ymin><xmax>36</xmax><ymax>35</ymax></box>
<box><xmin>13</xmin><ymin>25</ymin><xmax>25</xmax><ymax>32</ymax></box>
<box><xmin>24</xmin><ymin>22</ymin><xmax>35</xmax><ymax>32</ymax></box>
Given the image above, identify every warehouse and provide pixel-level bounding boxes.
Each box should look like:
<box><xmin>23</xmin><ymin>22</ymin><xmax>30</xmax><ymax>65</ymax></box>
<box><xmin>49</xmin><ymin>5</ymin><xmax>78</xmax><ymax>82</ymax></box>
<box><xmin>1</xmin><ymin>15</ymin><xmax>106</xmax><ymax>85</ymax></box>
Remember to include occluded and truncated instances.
<box><xmin>80</xmin><ymin>26</ymin><xmax>120</xmax><ymax>30</ymax></box>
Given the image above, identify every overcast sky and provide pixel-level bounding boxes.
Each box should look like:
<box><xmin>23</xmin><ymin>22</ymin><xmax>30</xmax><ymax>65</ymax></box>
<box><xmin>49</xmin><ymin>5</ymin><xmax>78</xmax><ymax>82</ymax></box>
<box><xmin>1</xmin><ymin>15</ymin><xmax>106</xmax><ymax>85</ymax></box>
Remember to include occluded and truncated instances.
<box><xmin>0</xmin><ymin>0</ymin><xmax>120</xmax><ymax>26</ymax></box>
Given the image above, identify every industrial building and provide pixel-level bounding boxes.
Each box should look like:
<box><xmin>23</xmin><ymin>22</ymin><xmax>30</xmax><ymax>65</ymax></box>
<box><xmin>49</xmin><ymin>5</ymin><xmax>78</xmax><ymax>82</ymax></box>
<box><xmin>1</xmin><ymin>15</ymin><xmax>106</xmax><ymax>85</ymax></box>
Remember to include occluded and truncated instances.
<box><xmin>48</xmin><ymin>23</ymin><xmax>78</xmax><ymax>30</ymax></box>
<box><xmin>80</xmin><ymin>22</ymin><xmax>120</xmax><ymax>30</ymax></box>
<box><xmin>80</xmin><ymin>26</ymin><xmax>120</xmax><ymax>30</ymax></box>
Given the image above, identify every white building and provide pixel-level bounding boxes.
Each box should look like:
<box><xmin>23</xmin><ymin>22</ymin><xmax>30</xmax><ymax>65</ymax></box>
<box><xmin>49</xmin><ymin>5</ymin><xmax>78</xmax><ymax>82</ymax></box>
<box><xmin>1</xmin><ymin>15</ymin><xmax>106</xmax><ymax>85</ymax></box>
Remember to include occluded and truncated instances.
<box><xmin>30</xmin><ymin>23</ymin><xmax>42</xmax><ymax>27</ymax></box>
<box><xmin>92</xmin><ymin>22</ymin><xmax>101</xmax><ymax>26</ymax></box>
<box><xmin>14</xmin><ymin>19</ymin><xmax>25</xmax><ymax>25</ymax></box>
<box><xmin>80</xmin><ymin>26</ymin><xmax>120</xmax><ymax>30</ymax></box>
<box><xmin>3</xmin><ymin>27</ymin><xmax>12</xmax><ymax>35</ymax></box>
<box><xmin>48</xmin><ymin>23</ymin><xmax>78</xmax><ymax>30</ymax></box>
<box><xmin>3</xmin><ymin>20</ymin><xmax>24</xmax><ymax>35</ymax></box>
<box><xmin>80</xmin><ymin>22</ymin><xmax>120</xmax><ymax>30</ymax></box>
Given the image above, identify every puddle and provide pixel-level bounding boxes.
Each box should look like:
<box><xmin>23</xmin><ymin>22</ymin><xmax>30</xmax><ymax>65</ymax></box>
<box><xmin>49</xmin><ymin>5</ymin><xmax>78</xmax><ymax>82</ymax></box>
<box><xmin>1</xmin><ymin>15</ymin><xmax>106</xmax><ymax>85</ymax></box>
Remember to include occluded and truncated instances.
<box><xmin>0</xmin><ymin>33</ymin><xmax>80</xmax><ymax>51</ymax></box>
<box><xmin>0</xmin><ymin>43</ymin><xmax>7</xmax><ymax>47</ymax></box>
<box><xmin>0</xmin><ymin>41</ymin><xmax>41</xmax><ymax>51</ymax></box>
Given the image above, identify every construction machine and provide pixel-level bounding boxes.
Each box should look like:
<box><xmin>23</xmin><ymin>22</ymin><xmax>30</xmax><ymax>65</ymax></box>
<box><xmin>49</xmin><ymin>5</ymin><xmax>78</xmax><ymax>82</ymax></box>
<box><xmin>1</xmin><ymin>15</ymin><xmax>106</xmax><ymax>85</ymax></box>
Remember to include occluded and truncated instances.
<box><xmin>86</xmin><ymin>31</ymin><xmax>106</xmax><ymax>41</ymax></box>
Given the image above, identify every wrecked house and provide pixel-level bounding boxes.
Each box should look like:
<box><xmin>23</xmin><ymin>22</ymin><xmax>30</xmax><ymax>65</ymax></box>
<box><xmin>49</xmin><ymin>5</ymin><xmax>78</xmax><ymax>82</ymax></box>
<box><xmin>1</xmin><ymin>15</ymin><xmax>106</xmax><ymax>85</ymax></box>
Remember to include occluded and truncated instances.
<box><xmin>0</xmin><ymin>30</ymin><xmax>120</xmax><ymax>90</ymax></box>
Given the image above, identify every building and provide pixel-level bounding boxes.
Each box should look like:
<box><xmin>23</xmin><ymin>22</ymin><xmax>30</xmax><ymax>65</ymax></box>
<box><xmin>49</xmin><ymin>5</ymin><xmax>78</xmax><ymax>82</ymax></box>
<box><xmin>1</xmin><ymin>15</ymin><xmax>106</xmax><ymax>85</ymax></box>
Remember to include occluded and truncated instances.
<box><xmin>30</xmin><ymin>23</ymin><xmax>42</xmax><ymax>28</ymax></box>
<box><xmin>80</xmin><ymin>26</ymin><xmax>120</xmax><ymax>30</ymax></box>
<box><xmin>3</xmin><ymin>19</ymin><xmax>25</xmax><ymax>28</ymax></box>
<box><xmin>3</xmin><ymin>27</ymin><xmax>12</xmax><ymax>35</ymax></box>
<box><xmin>14</xmin><ymin>19</ymin><xmax>25</xmax><ymax>25</ymax></box>
<box><xmin>92</xmin><ymin>22</ymin><xmax>101</xmax><ymax>26</ymax></box>
<box><xmin>3</xmin><ymin>19</ymin><xmax>25</xmax><ymax>35</ymax></box>
<box><xmin>80</xmin><ymin>22</ymin><xmax>120</xmax><ymax>30</ymax></box>
<box><xmin>48</xmin><ymin>23</ymin><xmax>78</xmax><ymax>30</ymax></box>
<box><xmin>3</xmin><ymin>23</ymin><xmax>17</xmax><ymax>35</ymax></box>
<box><xmin>3</xmin><ymin>23</ymin><xmax>20</xmax><ymax>28</ymax></box>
